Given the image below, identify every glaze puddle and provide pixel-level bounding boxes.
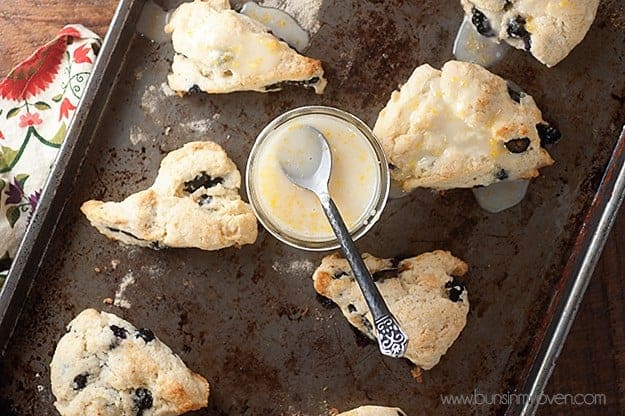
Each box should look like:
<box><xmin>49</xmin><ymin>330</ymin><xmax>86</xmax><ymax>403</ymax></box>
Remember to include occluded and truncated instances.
<box><xmin>136</xmin><ymin>0</ymin><xmax>171</xmax><ymax>44</ymax></box>
<box><xmin>472</xmin><ymin>180</ymin><xmax>530</xmax><ymax>213</ymax></box>
<box><xmin>241</xmin><ymin>2</ymin><xmax>310</xmax><ymax>52</ymax></box>
<box><xmin>453</xmin><ymin>16</ymin><xmax>507</xmax><ymax>68</ymax></box>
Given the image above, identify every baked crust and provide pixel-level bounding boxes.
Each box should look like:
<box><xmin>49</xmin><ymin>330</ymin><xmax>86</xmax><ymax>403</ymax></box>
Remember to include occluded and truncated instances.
<box><xmin>165</xmin><ymin>0</ymin><xmax>326</xmax><ymax>94</ymax></box>
<box><xmin>338</xmin><ymin>406</ymin><xmax>407</xmax><ymax>416</ymax></box>
<box><xmin>374</xmin><ymin>60</ymin><xmax>555</xmax><ymax>191</ymax></box>
<box><xmin>461</xmin><ymin>0</ymin><xmax>600</xmax><ymax>67</ymax></box>
<box><xmin>313</xmin><ymin>250</ymin><xmax>469</xmax><ymax>370</ymax></box>
<box><xmin>81</xmin><ymin>141</ymin><xmax>257</xmax><ymax>250</ymax></box>
<box><xmin>50</xmin><ymin>309</ymin><xmax>209</xmax><ymax>416</ymax></box>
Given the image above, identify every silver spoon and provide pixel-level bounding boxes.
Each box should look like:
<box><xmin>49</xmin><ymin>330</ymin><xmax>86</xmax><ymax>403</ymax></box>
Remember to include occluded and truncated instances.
<box><xmin>278</xmin><ymin>125</ymin><xmax>409</xmax><ymax>358</ymax></box>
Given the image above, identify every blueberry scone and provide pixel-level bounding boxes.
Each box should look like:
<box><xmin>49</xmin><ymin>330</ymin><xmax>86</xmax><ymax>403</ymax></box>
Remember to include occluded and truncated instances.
<box><xmin>50</xmin><ymin>309</ymin><xmax>209</xmax><ymax>416</ymax></box>
<box><xmin>313</xmin><ymin>251</ymin><xmax>469</xmax><ymax>370</ymax></box>
<box><xmin>337</xmin><ymin>406</ymin><xmax>407</xmax><ymax>416</ymax></box>
<box><xmin>461</xmin><ymin>0</ymin><xmax>600</xmax><ymax>67</ymax></box>
<box><xmin>81</xmin><ymin>141</ymin><xmax>257</xmax><ymax>250</ymax></box>
<box><xmin>165</xmin><ymin>0</ymin><xmax>327</xmax><ymax>94</ymax></box>
<box><xmin>373</xmin><ymin>61</ymin><xmax>558</xmax><ymax>191</ymax></box>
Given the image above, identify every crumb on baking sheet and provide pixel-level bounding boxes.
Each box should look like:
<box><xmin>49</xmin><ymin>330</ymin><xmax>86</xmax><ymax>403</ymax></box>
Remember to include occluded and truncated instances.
<box><xmin>94</xmin><ymin>267</ymin><xmax>102</xmax><ymax>273</ymax></box>
<box><xmin>113</xmin><ymin>272</ymin><xmax>135</xmax><ymax>309</ymax></box>
<box><xmin>130</xmin><ymin>125</ymin><xmax>149</xmax><ymax>145</ymax></box>
<box><xmin>272</xmin><ymin>259</ymin><xmax>314</xmax><ymax>275</ymax></box>
<box><xmin>179</xmin><ymin>113</ymin><xmax>221</xmax><ymax>134</ymax></box>
<box><xmin>110</xmin><ymin>259</ymin><xmax>120</xmax><ymax>270</ymax></box>
<box><xmin>103</xmin><ymin>297</ymin><xmax>113</xmax><ymax>305</ymax></box>
<box><xmin>411</xmin><ymin>366</ymin><xmax>423</xmax><ymax>383</ymax></box>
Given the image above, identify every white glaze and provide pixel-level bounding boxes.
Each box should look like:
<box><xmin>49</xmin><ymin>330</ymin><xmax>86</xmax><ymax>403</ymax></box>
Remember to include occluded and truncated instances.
<box><xmin>250</xmin><ymin>114</ymin><xmax>381</xmax><ymax>241</ymax></box>
<box><xmin>136</xmin><ymin>0</ymin><xmax>171</xmax><ymax>44</ymax></box>
<box><xmin>472</xmin><ymin>179</ymin><xmax>530</xmax><ymax>213</ymax></box>
<box><xmin>453</xmin><ymin>16</ymin><xmax>507</xmax><ymax>68</ymax></box>
<box><xmin>240</xmin><ymin>2</ymin><xmax>310</xmax><ymax>52</ymax></box>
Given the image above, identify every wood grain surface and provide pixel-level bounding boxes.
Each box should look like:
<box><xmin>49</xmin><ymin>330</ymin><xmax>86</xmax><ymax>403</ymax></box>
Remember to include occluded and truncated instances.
<box><xmin>0</xmin><ymin>1</ymin><xmax>623</xmax><ymax>415</ymax></box>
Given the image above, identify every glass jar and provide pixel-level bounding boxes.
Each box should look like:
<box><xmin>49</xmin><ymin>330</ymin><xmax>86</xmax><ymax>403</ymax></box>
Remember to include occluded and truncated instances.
<box><xmin>246</xmin><ymin>106</ymin><xmax>390</xmax><ymax>251</ymax></box>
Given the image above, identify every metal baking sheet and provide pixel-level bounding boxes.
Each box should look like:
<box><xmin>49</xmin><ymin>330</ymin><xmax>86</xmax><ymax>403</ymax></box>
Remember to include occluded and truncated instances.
<box><xmin>1</xmin><ymin>0</ymin><xmax>625</xmax><ymax>415</ymax></box>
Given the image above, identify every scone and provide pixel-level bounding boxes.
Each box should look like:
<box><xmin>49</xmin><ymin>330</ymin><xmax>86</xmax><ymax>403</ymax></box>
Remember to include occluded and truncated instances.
<box><xmin>165</xmin><ymin>0</ymin><xmax>327</xmax><ymax>94</ymax></box>
<box><xmin>313</xmin><ymin>251</ymin><xmax>469</xmax><ymax>370</ymax></box>
<box><xmin>338</xmin><ymin>406</ymin><xmax>407</xmax><ymax>416</ymax></box>
<box><xmin>373</xmin><ymin>61</ymin><xmax>557</xmax><ymax>191</ymax></box>
<box><xmin>81</xmin><ymin>141</ymin><xmax>257</xmax><ymax>250</ymax></box>
<box><xmin>461</xmin><ymin>0</ymin><xmax>600</xmax><ymax>67</ymax></box>
<box><xmin>50</xmin><ymin>309</ymin><xmax>209</xmax><ymax>416</ymax></box>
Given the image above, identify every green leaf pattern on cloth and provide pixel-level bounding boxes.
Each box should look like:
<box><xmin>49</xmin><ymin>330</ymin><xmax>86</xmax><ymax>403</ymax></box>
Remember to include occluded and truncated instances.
<box><xmin>0</xmin><ymin>25</ymin><xmax>101</xmax><ymax>285</ymax></box>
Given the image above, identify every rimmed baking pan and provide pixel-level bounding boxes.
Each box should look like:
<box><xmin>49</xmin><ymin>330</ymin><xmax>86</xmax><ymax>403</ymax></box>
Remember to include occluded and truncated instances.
<box><xmin>1</xmin><ymin>0</ymin><xmax>624</xmax><ymax>414</ymax></box>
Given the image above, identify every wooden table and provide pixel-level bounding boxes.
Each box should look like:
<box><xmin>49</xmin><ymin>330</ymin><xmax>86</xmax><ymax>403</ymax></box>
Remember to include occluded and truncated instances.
<box><xmin>0</xmin><ymin>1</ymin><xmax>623</xmax><ymax>415</ymax></box>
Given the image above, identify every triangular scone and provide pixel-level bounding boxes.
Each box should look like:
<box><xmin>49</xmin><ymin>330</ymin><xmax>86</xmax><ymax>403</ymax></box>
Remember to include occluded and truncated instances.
<box><xmin>373</xmin><ymin>61</ymin><xmax>556</xmax><ymax>191</ymax></box>
<box><xmin>461</xmin><ymin>0</ymin><xmax>600</xmax><ymax>67</ymax></box>
<box><xmin>313</xmin><ymin>251</ymin><xmax>469</xmax><ymax>370</ymax></box>
<box><xmin>338</xmin><ymin>406</ymin><xmax>407</xmax><ymax>416</ymax></box>
<box><xmin>165</xmin><ymin>0</ymin><xmax>327</xmax><ymax>94</ymax></box>
<box><xmin>50</xmin><ymin>309</ymin><xmax>209</xmax><ymax>416</ymax></box>
<box><xmin>81</xmin><ymin>141</ymin><xmax>257</xmax><ymax>250</ymax></box>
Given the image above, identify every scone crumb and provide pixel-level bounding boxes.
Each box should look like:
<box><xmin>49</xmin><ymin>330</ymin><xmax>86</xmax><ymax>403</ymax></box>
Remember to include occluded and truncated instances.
<box><xmin>103</xmin><ymin>297</ymin><xmax>113</xmax><ymax>305</ymax></box>
<box><xmin>110</xmin><ymin>259</ymin><xmax>120</xmax><ymax>270</ymax></box>
<box><xmin>94</xmin><ymin>267</ymin><xmax>102</xmax><ymax>273</ymax></box>
<box><xmin>411</xmin><ymin>366</ymin><xmax>424</xmax><ymax>383</ymax></box>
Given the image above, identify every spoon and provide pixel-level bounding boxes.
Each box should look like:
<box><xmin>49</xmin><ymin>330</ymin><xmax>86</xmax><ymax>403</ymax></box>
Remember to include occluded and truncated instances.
<box><xmin>278</xmin><ymin>125</ymin><xmax>409</xmax><ymax>358</ymax></box>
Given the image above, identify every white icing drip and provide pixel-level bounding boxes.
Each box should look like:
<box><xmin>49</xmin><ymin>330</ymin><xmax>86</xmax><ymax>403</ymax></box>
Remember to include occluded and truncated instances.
<box><xmin>453</xmin><ymin>16</ymin><xmax>507</xmax><ymax>68</ymax></box>
<box><xmin>472</xmin><ymin>180</ymin><xmax>530</xmax><ymax>213</ymax></box>
<box><xmin>136</xmin><ymin>0</ymin><xmax>171</xmax><ymax>44</ymax></box>
<box><xmin>240</xmin><ymin>2</ymin><xmax>310</xmax><ymax>52</ymax></box>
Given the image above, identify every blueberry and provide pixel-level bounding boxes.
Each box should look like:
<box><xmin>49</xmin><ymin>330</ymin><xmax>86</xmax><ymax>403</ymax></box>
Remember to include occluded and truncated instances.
<box><xmin>504</xmin><ymin>137</ymin><xmax>531</xmax><ymax>153</ymax></box>
<box><xmin>471</xmin><ymin>7</ymin><xmax>495</xmax><ymax>37</ymax></box>
<box><xmin>360</xmin><ymin>316</ymin><xmax>374</xmax><ymax>337</ymax></box>
<box><xmin>347</xmin><ymin>304</ymin><xmax>357</xmax><ymax>313</ymax></box>
<box><xmin>136</xmin><ymin>328</ymin><xmax>155</xmax><ymax>343</ymax></box>
<box><xmin>506</xmin><ymin>83</ymin><xmax>525</xmax><ymax>103</ymax></box>
<box><xmin>110</xmin><ymin>325</ymin><xmax>128</xmax><ymax>339</ymax></box>
<box><xmin>183</xmin><ymin>172</ymin><xmax>224</xmax><ymax>193</ymax></box>
<box><xmin>188</xmin><ymin>85</ymin><xmax>201</xmax><ymax>94</ymax></box>
<box><xmin>315</xmin><ymin>294</ymin><xmax>336</xmax><ymax>309</ymax></box>
<box><xmin>445</xmin><ymin>278</ymin><xmax>466</xmax><ymax>302</ymax></box>
<box><xmin>149</xmin><ymin>241</ymin><xmax>166</xmax><ymax>250</ymax></box>
<box><xmin>495</xmin><ymin>169</ymin><xmax>508</xmax><ymax>180</ymax></box>
<box><xmin>536</xmin><ymin>122</ymin><xmax>562</xmax><ymax>146</ymax></box>
<box><xmin>372</xmin><ymin>269</ymin><xmax>398</xmax><ymax>282</ymax></box>
<box><xmin>198</xmin><ymin>194</ymin><xmax>213</xmax><ymax>206</ymax></box>
<box><xmin>507</xmin><ymin>16</ymin><xmax>531</xmax><ymax>51</ymax></box>
<box><xmin>72</xmin><ymin>373</ymin><xmax>88</xmax><ymax>390</ymax></box>
<box><xmin>106</xmin><ymin>227</ymin><xmax>144</xmax><ymax>242</ymax></box>
<box><xmin>133</xmin><ymin>388</ymin><xmax>153</xmax><ymax>416</ymax></box>
<box><xmin>332</xmin><ymin>270</ymin><xmax>349</xmax><ymax>279</ymax></box>
<box><xmin>264</xmin><ymin>77</ymin><xmax>320</xmax><ymax>91</ymax></box>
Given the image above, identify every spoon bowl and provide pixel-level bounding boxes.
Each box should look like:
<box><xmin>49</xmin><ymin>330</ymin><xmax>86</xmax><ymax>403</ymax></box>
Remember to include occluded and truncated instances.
<box><xmin>278</xmin><ymin>125</ymin><xmax>332</xmax><ymax>195</ymax></box>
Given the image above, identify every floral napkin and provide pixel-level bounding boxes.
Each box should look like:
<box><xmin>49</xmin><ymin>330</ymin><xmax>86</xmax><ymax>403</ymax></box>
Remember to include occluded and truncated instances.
<box><xmin>0</xmin><ymin>25</ymin><xmax>101</xmax><ymax>286</ymax></box>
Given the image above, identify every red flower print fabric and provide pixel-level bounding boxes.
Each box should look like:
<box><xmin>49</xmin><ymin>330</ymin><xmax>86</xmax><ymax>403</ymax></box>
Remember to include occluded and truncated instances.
<box><xmin>0</xmin><ymin>25</ymin><xmax>101</xmax><ymax>284</ymax></box>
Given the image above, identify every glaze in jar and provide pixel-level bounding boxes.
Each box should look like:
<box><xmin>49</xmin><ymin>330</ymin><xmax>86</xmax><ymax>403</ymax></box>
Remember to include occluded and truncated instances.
<box><xmin>246</xmin><ymin>106</ymin><xmax>390</xmax><ymax>250</ymax></box>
